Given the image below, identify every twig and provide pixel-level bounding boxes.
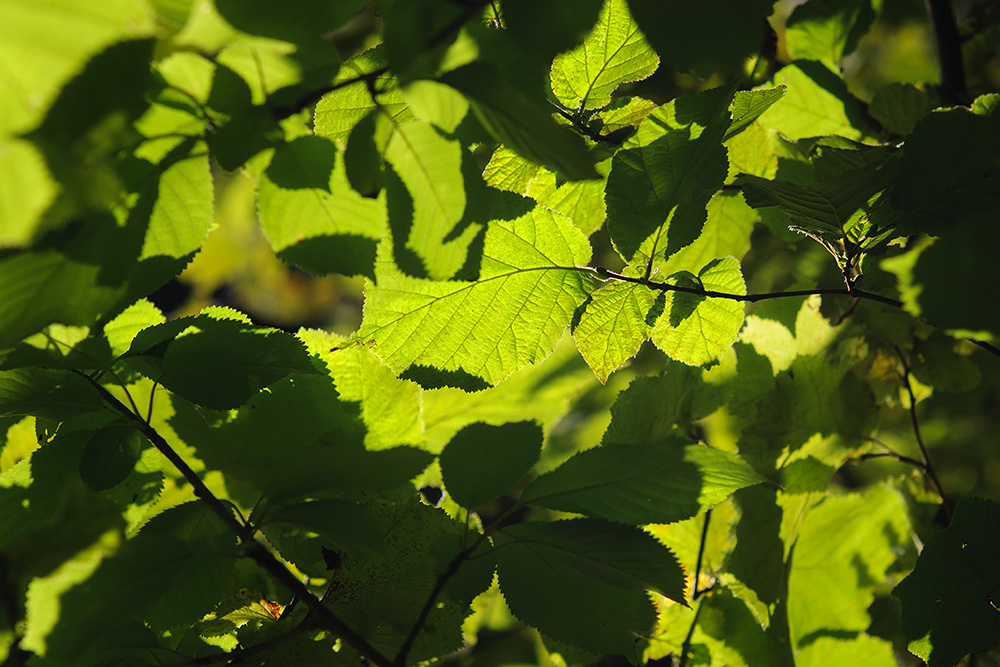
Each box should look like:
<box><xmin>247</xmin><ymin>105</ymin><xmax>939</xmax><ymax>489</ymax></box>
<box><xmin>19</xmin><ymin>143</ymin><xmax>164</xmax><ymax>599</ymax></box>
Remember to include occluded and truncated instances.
<box><xmin>73</xmin><ymin>371</ymin><xmax>396</xmax><ymax>667</ymax></box>
<box><xmin>691</xmin><ymin>510</ymin><xmax>712</xmax><ymax>601</ymax></box>
<box><xmin>677</xmin><ymin>599</ymin><xmax>704</xmax><ymax>667</ymax></box>
<box><xmin>893</xmin><ymin>346</ymin><xmax>953</xmax><ymax>520</ymax></box>
<box><xmin>590</xmin><ymin>267</ymin><xmax>904</xmax><ymax>308</ymax></box>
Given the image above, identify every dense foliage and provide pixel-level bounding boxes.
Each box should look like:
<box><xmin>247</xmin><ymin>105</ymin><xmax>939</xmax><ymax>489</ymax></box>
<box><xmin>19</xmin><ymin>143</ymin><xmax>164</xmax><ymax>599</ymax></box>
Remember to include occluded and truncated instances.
<box><xmin>1</xmin><ymin>0</ymin><xmax>999</xmax><ymax>665</ymax></box>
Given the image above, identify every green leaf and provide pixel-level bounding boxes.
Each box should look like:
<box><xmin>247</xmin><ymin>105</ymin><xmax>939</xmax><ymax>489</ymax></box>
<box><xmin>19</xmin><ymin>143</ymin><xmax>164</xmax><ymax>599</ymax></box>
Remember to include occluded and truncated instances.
<box><xmin>139</xmin><ymin>152</ymin><xmax>214</xmax><ymax>260</ymax></box>
<box><xmin>0</xmin><ymin>138</ymin><xmax>57</xmax><ymax>247</ymax></box>
<box><xmin>894</xmin><ymin>107</ymin><xmax>1000</xmax><ymax>234</ymax></box>
<box><xmin>786</xmin><ymin>485</ymin><xmax>911</xmax><ymax>648</ymax></box>
<box><xmin>606</xmin><ymin>86</ymin><xmax>733</xmax><ymax>267</ymax></box>
<box><xmin>0</xmin><ymin>0</ymin><xmax>152</xmax><ymax>135</ymax></box>
<box><xmin>602</xmin><ymin>367</ymin><xmax>725</xmax><ymax>446</ymax></box>
<box><xmin>0</xmin><ymin>369</ymin><xmax>107</xmax><ymax>420</ymax></box>
<box><xmin>572</xmin><ymin>280</ymin><xmax>655</xmax><ymax>383</ymax></box>
<box><xmin>258</xmin><ymin>136</ymin><xmax>384</xmax><ymax>279</ymax></box>
<box><xmin>795</xmin><ymin>635</ymin><xmax>899</xmax><ymax>667</ymax></box>
<box><xmin>785</xmin><ymin>0</ymin><xmax>875</xmax><ymax>67</ymax></box>
<box><xmin>499</xmin><ymin>519</ymin><xmax>685</xmax><ymax>601</ymax></box>
<box><xmin>79</xmin><ymin>424</ymin><xmax>144</xmax><ymax>491</ymax></box>
<box><xmin>261</xmin><ymin>499</ymin><xmax>385</xmax><ymax>574</ymax></box>
<box><xmin>402</xmin><ymin>79</ymin><xmax>469</xmax><ymax>133</ymax></box>
<box><xmin>894</xmin><ymin>497</ymin><xmax>1000</xmax><ymax>667</ymax></box>
<box><xmin>360</xmin><ymin>203</ymin><xmax>592</xmax><ymax>387</ymax></box>
<box><xmin>650</xmin><ymin>256</ymin><xmax>746</xmax><ymax>367</ymax></box>
<box><xmin>302</xmin><ymin>330</ymin><xmax>424</xmax><ymax>450</ymax></box>
<box><xmin>655</xmin><ymin>191</ymin><xmax>757</xmax><ymax>277</ymax></box>
<box><xmin>439</xmin><ymin>421</ymin><xmax>542</xmax><ymax>508</ymax></box>
<box><xmin>869</xmin><ymin>82</ymin><xmax>934</xmax><ymax>135</ymax></box>
<box><xmin>626</xmin><ymin>0</ymin><xmax>774</xmax><ymax>73</ymax></box>
<box><xmin>441</xmin><ymin>63</ymin><xmax>600</xmax><ymax>181</ymax></box>
<box><xmin>322</xmin><ymin>497</ymin><xmax>475</xmax><ymax>662</ymax></box>
<box><xmin>214</xmin><ymin>0</ymin><xmax>361</xmax><ymax>41</ymax></box>
<box><xmin>494</xmin><ymin>523</ymin><xmax>658</xmax><ymax>658</ymax></box>
<box><xmin>725</xmin><ymin>86</ymin><xmax>787</xmax><ymax>141</ymax></box>
<box><xmin>383</xmin><ymin>120</ymin><xmax>469</xmax><ymax>279</ymax></box>
<box><xmin>43</xmin><ymin>507</ymin><xmax>238</xmax><ymax>660</ymax></box>
<box><xmin>483</xmin><ymin>146</ymin><xmax>612</xmax><ymax>235</ymax></box>
<box><xmin>102</xmin><ymin>299</ymin><xmax>165</xmax><ymax>358</ymax></box>
<box><xmin>502</xmin><ymin>0</ymin><xmax>605</xmax><ymax>73</ymax></box>
<box><xmin>881</xmin><ymin>216</ymin><xmax>1000</xmax><ymax>338</ymax></box>
<box><xmin>756</xmin><ymin>61</ymin><xmax>866</xmax><ymax>140</ymax></box>
<box><xmin>126</xmin><ymin>308</ymin><xmax>316</xmax><ymax>410</ymax></box>
<box><xmin>739</xmin><ymin>148</ymin><xmax>900</xmax><ymax>241</ymax></box>
<box><xmin>520</xmin><ymin>441</ymin><xmax>764</xmax><ymax>524</ymax></box>
<box><xmin>549</xmin><ymin>0</ymin><xmax>659</xmax><ymax>111</ymax></box>
<box><xmin>314</xmin><ymin>46</ymin><xmax>412</xmax><ymax>145</ymax></box>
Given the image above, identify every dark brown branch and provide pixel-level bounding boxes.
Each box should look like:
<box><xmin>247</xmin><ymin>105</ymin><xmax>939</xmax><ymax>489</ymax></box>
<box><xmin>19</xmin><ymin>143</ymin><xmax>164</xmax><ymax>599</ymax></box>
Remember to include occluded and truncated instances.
<box><xmin>591</xmin><ymin>267</ymin><xmax>905</xmax><ymax>308</ymax></box>
<box><xmin>893</xmin><ymin>347</ymin><xmax>953</xmax><ymax>520</ymax></box>
<box><xmin>75</xmin><ymin>372</ymin><xmax>395</xmax><ymax>667</ymax></box>
<box><xmin>925</xmin><ymin>0</ymin><xmax>968</xmax><ymax>104</ymax></box>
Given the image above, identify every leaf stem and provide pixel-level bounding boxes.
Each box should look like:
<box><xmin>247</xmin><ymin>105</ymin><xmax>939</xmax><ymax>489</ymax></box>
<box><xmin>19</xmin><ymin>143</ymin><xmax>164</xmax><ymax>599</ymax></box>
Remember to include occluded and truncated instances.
<box><xmin>73</xmin><ymin>372</ymin><xmax>396</xmax><ymax>667</ymax></box>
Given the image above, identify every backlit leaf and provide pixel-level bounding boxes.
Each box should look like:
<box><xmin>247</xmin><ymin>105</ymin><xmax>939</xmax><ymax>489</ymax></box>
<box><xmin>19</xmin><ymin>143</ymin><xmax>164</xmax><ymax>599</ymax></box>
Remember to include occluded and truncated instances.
<box><xmin>550</xmin><ymin>0</ymin><xmax>659</xmax><ymax>111</ymax></box>
<box><xmin>360</xmin><ymin>204</ymin><xmax>592</xmax><ymax>387</ymax></box>
<box><xmin>573</xmin><ymin>280</ymin><xmax>656</xmax><ymax>383</ymax></box>
<box><xmin>440</xmin><ymin>421</ymin><xmax>542</xmax><ymax>508</ymax></box>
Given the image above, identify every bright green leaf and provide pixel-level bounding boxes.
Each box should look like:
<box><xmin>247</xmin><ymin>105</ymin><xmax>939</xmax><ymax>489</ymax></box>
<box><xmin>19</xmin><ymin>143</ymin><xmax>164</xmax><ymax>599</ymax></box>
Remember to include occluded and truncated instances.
<box><xmin>360</xmin><ymin>204</ymin><xmax>592</xmax><ymax>387</ymax></box>
<box><xmin>785</xmin><ymin>0</ymin><xmax>875</xmax><ymax>67</ymax></box>
<box><xmin>725</xmin><ymin>86</ymin><xmax>786</xmax><ymax>141</ymax></box>
<box><xmin>650</xmin><ymin>257</ymin><xmax>746</xmax><ymax>367</ymax></box>
<box><xmin>572</xmin><ymin>280</ymin><xmax>655</xmax><ymax>383</ymax></box>
<box><xmin>258</xmin><ymin>136</ymin><xmax>384</xmax><ymax>279</ymax></box>
<box><xmin>550</xmin><ymin>0</ymin><xmax>659</xmax><ymax>111</ymax></box>
<box><xmin>756</xmin><ymin>61</ymin><xmax>865</xmax><ymax>140</ymax></box>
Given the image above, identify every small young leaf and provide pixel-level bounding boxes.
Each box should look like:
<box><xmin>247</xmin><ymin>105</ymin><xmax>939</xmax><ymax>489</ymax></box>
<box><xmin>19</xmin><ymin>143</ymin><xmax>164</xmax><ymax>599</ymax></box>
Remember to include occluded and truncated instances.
<box><xmin>725</xmin><ymin>86</ymin><xmax>786</xmax><ymax>141</ymax></box>
<box><xmin>439</xmin><ymin>421</ymin><xmax>542</xmax><ymax>508</ymax></box>
<box><xmin>520</xmin><ymin>441</ymin><xmax>763</xmax><ymax>524</ymax></box>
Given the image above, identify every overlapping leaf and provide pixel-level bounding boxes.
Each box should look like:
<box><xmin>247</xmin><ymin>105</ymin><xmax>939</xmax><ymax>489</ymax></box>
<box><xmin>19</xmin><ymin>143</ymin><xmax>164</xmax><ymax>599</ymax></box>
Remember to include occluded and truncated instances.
<box><xmin>894</xmin><ymin>497</ymin><xmax>1000</xmax><ymax>666</ymax></box>
<box><xmin>520</xmin><ymin>441</ymin><xmax>763</xmax><ymax>524</ymax></box>
<box><xmin>756</xmin><ymin>62</ymin><xmax>865</xmax><ymax>140</ymax></box>
<box><xmin>258</xmin><ymin>136</ymin><xmax>385</xmax><ymax>278</ymax></box>
<box><xmin>605</xmin><ymin>86</ymin><xmax>733</xmax><ymax>268</ymax></box>
<box><xmin>784</xmin><ymin>0</ymin><xmax>875</xmax><ymax>67</ymax></box>
<box><xmin>495</xmin><ymin>518</ymin><xmax>684</xmax><ymax>657</ymax></box>
<box><xmin>550</xmin><ymin>0</ymin><xmax>659</xmax><ymax>111</ymax></box>
<box><xmin>359</xmin><ymin>203</ymin><xmax>592</xmax><ymax>388</ymax></box>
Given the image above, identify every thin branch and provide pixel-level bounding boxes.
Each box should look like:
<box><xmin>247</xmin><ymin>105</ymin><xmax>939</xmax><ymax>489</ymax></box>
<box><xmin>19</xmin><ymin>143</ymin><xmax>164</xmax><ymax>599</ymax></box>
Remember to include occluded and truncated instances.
<box><xmin>924</xmin><ymin>0</ymin><xmax>968</xmax><ymax>104</ymax></box>
<box><xmin>589</xmin><ymin>267</ymin><xmax>905</xmax><ymax>308</ymax></box>
<box><xmin>691</xmin><ymin>510</ymin><xmax>712</xmax><ymax>601</ymax></box>
<box><xmin>73</xmin><ymin>372</ymin><xmax>396</xmax><ymax>667</ymax></box>
<box><xmin>893</xmin><ymin>346</ymin><xmax>953</xmax><ymax>520</ymax></box>
<box><xmin>677</xmin><ymin>599</ymin><xmax>705</xmax><ymax>667</ymax></box>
